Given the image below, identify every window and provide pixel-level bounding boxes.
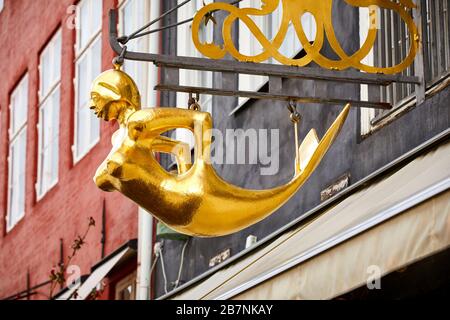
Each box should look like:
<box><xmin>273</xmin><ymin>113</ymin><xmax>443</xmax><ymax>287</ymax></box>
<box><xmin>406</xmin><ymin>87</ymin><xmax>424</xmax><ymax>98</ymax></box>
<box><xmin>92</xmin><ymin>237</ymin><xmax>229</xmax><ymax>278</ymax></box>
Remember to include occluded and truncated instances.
<box><xmin>37</xmin><ymin>30</ymin><xmax>61</xmax><ymax>199</ymax></box>
<box><xmin>73</xmin><ymin>0</ymin><xmax>102</xmax><ymax>162</ymax></box>
<box><xmin>360</xmin><ymin>1</ymin><xmax>450</xmax><ymax>135</ymax></box>
<box><xmin>238</xmin><ymin>0</ymin><xmax>316</xmax><ymax>106</ymax></box>
<box><xmin>178</xmin><ymin>0</ymin><xmax>213</xmax><ymax>114</ymax></box>
<box><xmin>115</xmin><ymin>272</ymin><xmax>136</xmax><ymax>300</ymax></box>
<box><xmin>177</xmin><ymin>0</ymin><xmax>213</xmax><ymax>146</ymax></box>
<box><xmin>118</xmin><ymin>0</ymin><xmax>153</xmax><ymax>106</ymax></box>
<box><xmin>7</xmin><ymin>75</ymin><xmax>28</xmax><ymax>231</ymax></box>
<box><xmin>0</xmin><ymin>0</ymin><xmax>4</xmax><ymax>13</ymax></box>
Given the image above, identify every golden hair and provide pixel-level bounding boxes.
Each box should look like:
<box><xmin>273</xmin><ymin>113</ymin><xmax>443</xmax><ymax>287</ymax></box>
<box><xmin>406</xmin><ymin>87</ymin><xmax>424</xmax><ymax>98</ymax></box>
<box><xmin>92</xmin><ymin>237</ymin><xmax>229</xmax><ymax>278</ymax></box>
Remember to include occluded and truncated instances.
<box><xmin>91</xmin><ymin>68</ymin><xmax>141</xmax><ymax>110</ymax></box>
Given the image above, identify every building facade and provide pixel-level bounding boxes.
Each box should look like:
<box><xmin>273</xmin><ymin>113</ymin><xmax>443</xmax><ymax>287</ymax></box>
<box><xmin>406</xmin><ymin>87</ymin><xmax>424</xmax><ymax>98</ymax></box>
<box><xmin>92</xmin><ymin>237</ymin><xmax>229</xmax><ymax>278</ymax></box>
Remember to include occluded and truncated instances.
<box><xmin>0</xmin><ymin>0</ymin><xmax>449</xmax><ymax>300</ymax></box>
<box><xmin>0</xmin><ymin>0</ymin><xmax>146</xmax><ymax>300</ymax></box>
<box><xmin>154</xmin><ymin>0</ymin><xmax>450</xmax><ymax>298</ymax></box>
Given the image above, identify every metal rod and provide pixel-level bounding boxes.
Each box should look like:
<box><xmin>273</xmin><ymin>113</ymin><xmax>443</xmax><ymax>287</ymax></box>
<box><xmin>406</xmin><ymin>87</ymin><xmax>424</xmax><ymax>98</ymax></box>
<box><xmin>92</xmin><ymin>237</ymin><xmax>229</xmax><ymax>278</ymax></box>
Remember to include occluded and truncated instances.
<box><xmin>131</xmin><ymin>18</ymin><xmax>195</xmax><ymax>38</ymax></box>
<box><xmin>123</xmin><ymin>0</ymin><xmax>192</xmax><ymax>43</ymax></box>
<box><xmin>133</xmin><ymin>0</ymin><xmax>244</xmax><ymax>39</ymax></box>
<box><xmin>2</xmin><ymin>280</ymin><xmax>52</xmax><ymax>300</ymax></box>
<box><xmin>294</xmin><ymin>122</ymin><xmax>300</xmax><ymax>169</ymax></box>
<box><xmin>155</xmin><ymin>83</ymin><xmax>392</xmax><ymax>110</ymax></box>
<box><xmin>108</xmin><ymin>10</ymin><xmax>420</xmax><ymax>86</ymax></box>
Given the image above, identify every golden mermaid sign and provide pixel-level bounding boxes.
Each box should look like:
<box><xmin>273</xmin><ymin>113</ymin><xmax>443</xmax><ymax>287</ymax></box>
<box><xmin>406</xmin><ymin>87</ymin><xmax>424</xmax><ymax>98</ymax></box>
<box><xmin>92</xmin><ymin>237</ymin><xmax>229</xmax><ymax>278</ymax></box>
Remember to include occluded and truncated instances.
<box><xmin>192</xmin><ymin>0</ymin><xmax>419</xmax><ymax>74</ymax></box>
<box><xmin>90</xmin><ymin>66</ymin><xmax>350</xmax><ymax>237</ymax></box>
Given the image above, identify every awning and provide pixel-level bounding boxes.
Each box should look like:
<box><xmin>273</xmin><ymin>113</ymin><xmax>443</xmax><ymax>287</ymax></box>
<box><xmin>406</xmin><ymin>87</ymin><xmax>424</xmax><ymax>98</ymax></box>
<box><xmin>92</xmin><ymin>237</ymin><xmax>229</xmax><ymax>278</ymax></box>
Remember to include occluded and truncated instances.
<box><xmin>55</xmin><ymin>278</ymin><xmax>83</xmax><ymax>300</ymax></box>
<box><xmin>66</xmin><ymin>240</ymin><xmax>137</xmax><ymax>300</ymax></box>
<box><xmin>172</xmin><ymin>139</ymin><xmax>450</xmax><ymax>300</ymax></box>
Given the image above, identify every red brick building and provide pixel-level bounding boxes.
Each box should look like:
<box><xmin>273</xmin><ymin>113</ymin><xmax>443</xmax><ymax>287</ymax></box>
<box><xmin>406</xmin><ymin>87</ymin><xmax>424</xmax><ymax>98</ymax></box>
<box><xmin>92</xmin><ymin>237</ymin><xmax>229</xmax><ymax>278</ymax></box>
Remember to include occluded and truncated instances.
<box><xmin>0</xmin><ymin>0</ymin><xmax>148</xmax><ymax>299</ymax></box>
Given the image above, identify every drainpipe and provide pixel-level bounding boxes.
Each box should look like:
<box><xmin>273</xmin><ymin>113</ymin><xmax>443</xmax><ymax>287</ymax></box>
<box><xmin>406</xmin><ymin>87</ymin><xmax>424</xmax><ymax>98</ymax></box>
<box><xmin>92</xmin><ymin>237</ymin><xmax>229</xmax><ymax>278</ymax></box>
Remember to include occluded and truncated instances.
<box><xmin>136</xmin><ymin>0</ymin><xmax>161</xmax><ymax>301</ymax></box>
<box><xmin>136</xmin><ymin>207</ymin><xmax>153</xmax><ymax>300</ymax></box>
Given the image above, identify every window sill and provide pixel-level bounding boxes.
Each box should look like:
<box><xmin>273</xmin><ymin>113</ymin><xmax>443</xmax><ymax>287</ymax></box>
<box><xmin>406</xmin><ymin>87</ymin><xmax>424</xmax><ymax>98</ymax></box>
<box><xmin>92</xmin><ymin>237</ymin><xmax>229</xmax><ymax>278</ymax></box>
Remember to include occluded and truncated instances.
<box><xmin>72</xmin><ymin>137</ymin><xmax>100</xmax><ymax>165</ymax></box>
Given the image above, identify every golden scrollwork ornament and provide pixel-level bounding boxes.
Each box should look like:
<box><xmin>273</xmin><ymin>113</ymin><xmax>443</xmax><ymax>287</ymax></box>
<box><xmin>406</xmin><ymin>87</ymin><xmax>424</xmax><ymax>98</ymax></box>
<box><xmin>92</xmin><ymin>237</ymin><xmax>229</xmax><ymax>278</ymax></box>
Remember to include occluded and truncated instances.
<box><xmin>89</xmin><ymin>66</ymin><xmax>350</xmax><ymax>237</ymax></box>
<box><xmin>192</xmin><ymin>0</ymin><xmax>419</xmax><ymax>74</ymax></box>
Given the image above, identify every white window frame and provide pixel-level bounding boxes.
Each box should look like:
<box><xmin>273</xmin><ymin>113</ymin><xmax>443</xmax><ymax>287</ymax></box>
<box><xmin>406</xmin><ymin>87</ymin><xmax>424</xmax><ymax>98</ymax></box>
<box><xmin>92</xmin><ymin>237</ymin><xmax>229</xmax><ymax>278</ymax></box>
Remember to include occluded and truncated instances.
<box><xmin>72</xmin><ymin>0</ymin><xmax>103</xmax><ymax>163</ymax></box>
<box><xmin>0</xmin><ymin>0</ymin><xmax>4</xmax><ymax>13</ymax></box>
<box><xmin>7</xmin><ymin>74</ymin><xmax>29</xmax><ymax>232</ymax></box>
<box><xmin>36</xmin><ymin>30</ymin><xmax>62</xmax><ymax>200</ymax></box>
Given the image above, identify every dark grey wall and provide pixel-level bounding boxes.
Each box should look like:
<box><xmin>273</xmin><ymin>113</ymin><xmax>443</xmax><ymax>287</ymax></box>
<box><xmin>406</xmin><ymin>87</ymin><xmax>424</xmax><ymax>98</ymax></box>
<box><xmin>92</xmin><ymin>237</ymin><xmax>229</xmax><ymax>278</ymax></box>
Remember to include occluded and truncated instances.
<box><xmin>153</xmin><ymin>1</ymin><xmax>450</xmax><ymax>297</ymax></box>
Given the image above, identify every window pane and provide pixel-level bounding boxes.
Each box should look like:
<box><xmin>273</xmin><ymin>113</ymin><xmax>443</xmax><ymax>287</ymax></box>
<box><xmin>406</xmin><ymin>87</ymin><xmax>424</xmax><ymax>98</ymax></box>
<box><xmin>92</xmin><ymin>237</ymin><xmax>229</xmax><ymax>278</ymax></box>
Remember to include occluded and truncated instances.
<box><xmin>79</xmin><ymin>0</ymin><xmax>90</xmax><ymax>50</ymax></box>
<box><xmin>37</xmin><ymin>86</ymin><xmax>60</xmax><ymax>196</ymax></box>
<box><xmin>91</xmin><ymin>37</ymin><xmax>102</xmax><ymax>78</ymax></box>
<box><xmin>52</xmin><ymin>88</ymin><xmax>60</xmax><ymax>139</ymax></box>
<box><xmin>75</xmin><ymin>36</ymin><xmax>101</xmax><ymax>158</ymax></box>
<box><xmin>9</xmin><ymin>144</ymin><xmax>18</xmax><ymax>224</ymax></box>
<box><xmin>77</xmin><ymin>105</ymin><xmax>89</xmax><ymax>156</ymax></box>
<box><xmin>10</xmin><ymin>95</ymin><xmax>18</xmax><ymax>133</ymax></box>
<box><xmin>77</xmin><ymin>54</ymin><xmax>89</xmax><ymax>107</ymax></box>
<box><xmin>51</xmin><ymin>136</ymin><xmax>59</xmax><ymax>184</ymax></box>
<box><xmin>18</xmin><ymin>130</ymin><xmax>26</xmax><ymax>213</ymax></box>
<box><xmin>41</xmin><ymin>31</ymin><xmax>61</xmax><ymax>99</ymax></box>
<box><xmin>40</xmin><ymin>102</ymin><xmax>50</xmax><ymax>194</ymax></box>
<box><xmin>43</xmin><ymin>101</ymin><xmax>52</xmax><ymax>150</ymax></box>
<box><xmin>9</xmin><ymin>129</ymin><xmax>27</xmax><ymax>227</ymax></box>
<box><xmin>51</xmin><ymin>89</ymin><xmax>60</xmax><ymax>184</ymax></box>
<box><xmin>41</xmin><ymin>48</ymin><xmax>51</xmax><ymax>97</ymax></box>
<box><xmin>39</xmin><ymin>142</ymin><xmax>45</xmax><ymax>194</ymax></box>
<box><xmin>92</xmin><ymin>0</ymin><xmax>103</xmax><ymax>33</ymax></box>
<box><xmin>120</xmin><ymin>0</ymin><xmax>150</xmax><ymax>105</ymax></box>
<box><xmin>123</xmin><ymin>1</ymin><xmax>134</xmax><ymax>36</ymax></box>
<box><xmin>89</xmin><ymin>39</ymin><xmax>101</xmax><ymax>145</ymax></box>
<box><xmin>43</xmin><ymin>143</ymin><xmax>52</xmax><ymax>191</ymax></box>
<box><xmin>11</xmin><ymin>76</ymin><xmax>28</xmax><ymax>135</ymax></box>
<box><xmin>44</xmin><ymin>103</ymin><xmax>51</xmax><ymax>185</ymax></box>
<box><xmin>53</xmin><ymin>32</ymin><xmax>62</xmax><ymax>85</ymax></box>
<box><xmin>90</xmin><ymin>108</ymin><xmax>100</xmax><ymax>145</ymax></box>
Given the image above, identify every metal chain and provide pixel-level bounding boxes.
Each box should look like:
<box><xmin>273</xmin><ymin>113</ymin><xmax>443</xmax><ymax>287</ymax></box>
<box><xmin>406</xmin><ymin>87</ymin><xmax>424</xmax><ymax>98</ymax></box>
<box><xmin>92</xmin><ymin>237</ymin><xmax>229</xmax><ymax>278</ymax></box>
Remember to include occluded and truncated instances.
<box><xmin>288</xmin><ymin>100</ymin><xmax>302</xmax><ymax>124</ymax></box>
<box><xmin>288</xmin><ymin>101</ymin><xmax>301</xmax><ymax>171</ymax></box>
<box><xmin>188</xmin><ymin>93</ymin><xmax>201</xmax><ymax>111</ymax></box>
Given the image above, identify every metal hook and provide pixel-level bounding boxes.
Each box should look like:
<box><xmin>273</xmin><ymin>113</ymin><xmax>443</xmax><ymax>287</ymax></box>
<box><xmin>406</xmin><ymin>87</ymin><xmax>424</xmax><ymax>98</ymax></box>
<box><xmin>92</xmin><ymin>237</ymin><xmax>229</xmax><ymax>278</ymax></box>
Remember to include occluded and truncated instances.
<box><xmin>188</xmin><ymin>93</ymin><xmax>201</xmax><ymax>111</ymax></box>
<box><xmin>112</xmin><ymin>45</ymin><xmax>128</xmax><ymax>67</ymax></box>
<box><xmin>287</xmin><ymin>100</ymin><xmax>302</xmax><ymax>124</ymax></box>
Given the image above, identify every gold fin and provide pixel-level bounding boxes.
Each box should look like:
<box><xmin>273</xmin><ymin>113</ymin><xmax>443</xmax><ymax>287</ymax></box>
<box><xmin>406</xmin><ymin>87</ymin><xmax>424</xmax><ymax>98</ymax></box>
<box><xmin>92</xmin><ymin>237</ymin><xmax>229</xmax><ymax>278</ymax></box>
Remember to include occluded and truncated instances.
<box><xmin>298</xmin><ymin>129</ymin><xmax>320</xmax><ymax>173</ymax></box>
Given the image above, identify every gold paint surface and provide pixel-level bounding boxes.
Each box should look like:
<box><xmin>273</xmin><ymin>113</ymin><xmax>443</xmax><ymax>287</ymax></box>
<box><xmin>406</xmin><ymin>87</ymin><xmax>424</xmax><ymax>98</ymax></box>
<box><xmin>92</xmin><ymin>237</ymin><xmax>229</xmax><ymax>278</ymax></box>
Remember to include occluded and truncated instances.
<box><xmin>90</xmin><ymin>68</ymin><xmax>350</xmax><ymax>237</ymax></box>
<box><xmin>192</xmin><ymin>0</ymin><xmax>419</xmax><ymax>74</ymax></box>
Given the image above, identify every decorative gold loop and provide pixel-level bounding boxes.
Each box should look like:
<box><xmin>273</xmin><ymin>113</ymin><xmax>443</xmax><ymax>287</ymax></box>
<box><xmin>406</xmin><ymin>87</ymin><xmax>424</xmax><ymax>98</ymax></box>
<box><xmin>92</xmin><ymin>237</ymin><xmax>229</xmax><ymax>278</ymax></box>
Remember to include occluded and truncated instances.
<box><xmin>192</xmin><ymin>0</ymin><xmax>419</xmax><ymax>74</ymax></box>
